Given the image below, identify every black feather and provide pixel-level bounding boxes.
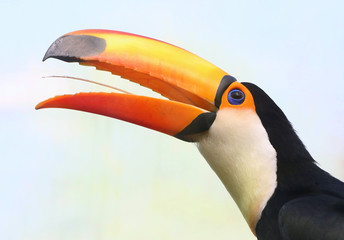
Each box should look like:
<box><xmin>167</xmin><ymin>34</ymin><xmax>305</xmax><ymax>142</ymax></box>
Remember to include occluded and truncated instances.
<box><xmin>243</xmin><ymin>83</ymin><xmax>344</xmax><ymax>240</ymax></box>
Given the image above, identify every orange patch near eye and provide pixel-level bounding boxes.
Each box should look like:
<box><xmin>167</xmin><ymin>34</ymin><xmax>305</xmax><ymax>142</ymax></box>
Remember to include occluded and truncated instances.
<box><xmin>219</xmin><ymin>82</ymin><xmax>256</xmax><ymax>111</ymax></box>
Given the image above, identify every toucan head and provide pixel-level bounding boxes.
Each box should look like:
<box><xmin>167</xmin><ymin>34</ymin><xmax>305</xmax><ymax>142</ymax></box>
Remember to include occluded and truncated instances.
<box><xmin>38</xmin><ymin>29</ymin><xmax>308</xmax><ymax>234</ymax></box>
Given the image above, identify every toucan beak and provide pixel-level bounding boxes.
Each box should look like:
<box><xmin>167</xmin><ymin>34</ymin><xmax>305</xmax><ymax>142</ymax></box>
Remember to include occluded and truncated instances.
<box><xmin>37</xmin><ymin>29</ymin><xmax>230</xmax><ymax>141</ymax></box>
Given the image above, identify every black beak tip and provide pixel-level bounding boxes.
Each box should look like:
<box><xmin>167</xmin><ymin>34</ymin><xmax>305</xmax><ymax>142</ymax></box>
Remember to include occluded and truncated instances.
<box><xmin>42</xmin><ymin>34</ymin><xmax>107</xmax><ymax>62</ymax></box>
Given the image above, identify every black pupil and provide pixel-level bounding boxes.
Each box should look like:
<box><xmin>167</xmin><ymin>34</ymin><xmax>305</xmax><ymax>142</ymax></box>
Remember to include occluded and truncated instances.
<box><xmin>231</xmin><ymin>90</ymin><xmax>243</xmax><ymax>100</ymax></box>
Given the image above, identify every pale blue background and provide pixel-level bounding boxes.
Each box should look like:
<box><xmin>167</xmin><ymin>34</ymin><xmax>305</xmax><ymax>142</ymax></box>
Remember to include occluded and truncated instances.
<box><xmin>1</xmin><ymin>1</ymin><xmax>344</xmax><ymax>239</ymax></box>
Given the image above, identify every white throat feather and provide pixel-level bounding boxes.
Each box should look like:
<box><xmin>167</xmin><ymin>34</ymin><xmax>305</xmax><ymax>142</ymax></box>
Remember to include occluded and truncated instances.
<box><xmin>197</xmin><ymin>108</ymin><xmax>277</xmax><ymax>233</ymax></box>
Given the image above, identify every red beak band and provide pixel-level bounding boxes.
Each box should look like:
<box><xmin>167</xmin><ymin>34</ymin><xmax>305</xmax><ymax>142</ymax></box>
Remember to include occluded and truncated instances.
<box><xmin>36</xmin><ymin>92</ymin><xmax>215</xmax><ymax>141</ymax></box>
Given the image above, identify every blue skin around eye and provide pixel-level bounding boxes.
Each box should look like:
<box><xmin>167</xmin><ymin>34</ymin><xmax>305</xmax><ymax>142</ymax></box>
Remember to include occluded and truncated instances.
<box><xmin>227</xmin><ymin>89</ymin><xmax>245</xmax><ymax>105</ymax></box>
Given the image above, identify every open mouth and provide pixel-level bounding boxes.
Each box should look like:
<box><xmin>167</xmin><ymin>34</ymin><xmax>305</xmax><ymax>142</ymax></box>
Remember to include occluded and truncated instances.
<box><xmin>36</xmin><ymin>29</ymin><xmax>230</xmax><ymax>141</ymax></box>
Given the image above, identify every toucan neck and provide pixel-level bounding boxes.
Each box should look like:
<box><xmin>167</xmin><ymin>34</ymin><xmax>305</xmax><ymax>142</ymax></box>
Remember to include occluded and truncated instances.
<box><xmin>243</xmin><ymin>83</ymin><xmax>319</xmax><ymax>189</ymax></box>
<box><xmin>197</xmin><ymin>108</ymin><xmax>278</xmax><ymax>233</ymax></box>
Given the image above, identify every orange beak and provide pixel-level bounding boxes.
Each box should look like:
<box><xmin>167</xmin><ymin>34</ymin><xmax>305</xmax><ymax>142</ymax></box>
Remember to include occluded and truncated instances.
<box><xmin>37</xmin><ymin>29</ymin><xmax>232</xmax><ymax>141</ymax></box>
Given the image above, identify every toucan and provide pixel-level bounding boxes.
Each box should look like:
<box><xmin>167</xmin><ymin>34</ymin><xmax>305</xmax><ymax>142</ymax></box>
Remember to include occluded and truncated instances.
<box><xmin>37</xmin><ymin>29</ymin><xmax>344</xmax><ymax>240</ymax></box>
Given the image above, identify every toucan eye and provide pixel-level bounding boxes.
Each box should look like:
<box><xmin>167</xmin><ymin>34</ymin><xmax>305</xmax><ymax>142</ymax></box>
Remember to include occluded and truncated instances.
<box><xmin>227</xmin><ymin>89</ymin><xmax>245</xmax><ymax>105</ymax></box>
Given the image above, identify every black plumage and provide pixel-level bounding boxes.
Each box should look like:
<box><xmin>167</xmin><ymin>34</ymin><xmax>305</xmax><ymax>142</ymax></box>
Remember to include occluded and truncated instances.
<box><xmin>244</xmin><ymin>83</ymin><xmax>344</xmax><ymax>240</ymax></box>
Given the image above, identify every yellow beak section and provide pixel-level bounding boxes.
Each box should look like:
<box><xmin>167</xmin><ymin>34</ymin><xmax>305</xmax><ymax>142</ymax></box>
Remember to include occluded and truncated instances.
<box><xmin>38</xmin><ymin>29</ymin><xmax>228</xmax><ymax>141</ymax></box>
<box><xmin>43</xmin><ymin>29</ymin><xmax>228</xmax><ymax>112</ymax></box>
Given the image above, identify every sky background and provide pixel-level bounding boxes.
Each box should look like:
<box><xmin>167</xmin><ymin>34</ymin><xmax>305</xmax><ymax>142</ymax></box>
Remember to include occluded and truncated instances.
<box><xmin>1</xmin><ymin>1</ymin><xmax>344</xmax><ymax>239</ymax></box>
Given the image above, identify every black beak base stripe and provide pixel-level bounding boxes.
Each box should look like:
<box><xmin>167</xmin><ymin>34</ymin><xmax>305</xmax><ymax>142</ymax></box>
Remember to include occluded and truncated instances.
<box><xmin>174</xmin><ymin>112</ymin><xmax>216</xmax><ymax>142</ymax></box>
<box><xmin>214</xmin><ymin>75</ymin><xmax>237</xmax><ymax>108</ymax></box>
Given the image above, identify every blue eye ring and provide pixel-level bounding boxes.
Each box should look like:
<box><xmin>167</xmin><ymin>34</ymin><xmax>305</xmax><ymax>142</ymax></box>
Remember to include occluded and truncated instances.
<box><xmin>227</xmin><ymin>89</ymin><xmax>245</xmax><ymax>105</ymax></box>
